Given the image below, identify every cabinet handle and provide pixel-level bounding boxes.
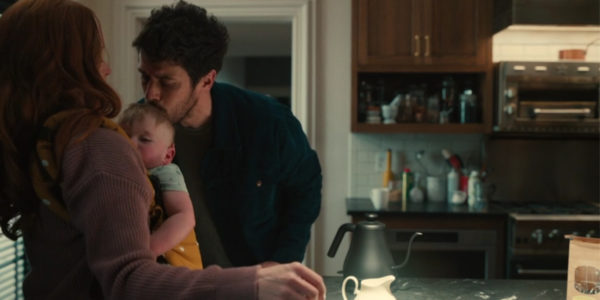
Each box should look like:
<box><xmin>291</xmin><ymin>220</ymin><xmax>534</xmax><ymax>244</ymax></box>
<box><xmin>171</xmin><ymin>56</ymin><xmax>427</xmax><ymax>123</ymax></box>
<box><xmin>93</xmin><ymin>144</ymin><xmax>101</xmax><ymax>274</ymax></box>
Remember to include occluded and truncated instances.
<box><xmin>516</xmin><ymin>265</ymin><xmax>567</xmax><ymax>276</ymax></box>
<box><xmin>424</xmin><ymin>35</ymin><xmax>430</xmax><ymax>57</ymax></box>
<box><xmin>414</xmin><ymin>35</ymin><xmax>420</xmax><ymax>57</ymax></box>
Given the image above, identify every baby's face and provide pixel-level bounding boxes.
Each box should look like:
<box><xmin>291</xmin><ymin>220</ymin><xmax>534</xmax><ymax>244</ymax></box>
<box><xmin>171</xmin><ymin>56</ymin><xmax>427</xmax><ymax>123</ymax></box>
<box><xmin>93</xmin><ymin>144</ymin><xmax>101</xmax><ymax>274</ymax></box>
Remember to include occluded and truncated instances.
<box><xmin>125</xmin><ymin>116</ymin><xmax>174</xmax><ymax>169</ymax></box>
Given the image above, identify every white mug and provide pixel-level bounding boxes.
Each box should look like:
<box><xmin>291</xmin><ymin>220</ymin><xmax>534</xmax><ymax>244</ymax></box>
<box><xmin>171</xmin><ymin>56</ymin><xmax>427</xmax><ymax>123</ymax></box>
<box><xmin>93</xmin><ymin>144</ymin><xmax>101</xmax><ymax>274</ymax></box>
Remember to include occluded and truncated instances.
<box><xmin>370</xmin><ymin>187</ymin><xmax>390</xmax><ymax>210</ymax></box>
<box><xmin>426</xmin><ymin>176</ymin><xmax>445</xmax><ymax>203</ymax></box>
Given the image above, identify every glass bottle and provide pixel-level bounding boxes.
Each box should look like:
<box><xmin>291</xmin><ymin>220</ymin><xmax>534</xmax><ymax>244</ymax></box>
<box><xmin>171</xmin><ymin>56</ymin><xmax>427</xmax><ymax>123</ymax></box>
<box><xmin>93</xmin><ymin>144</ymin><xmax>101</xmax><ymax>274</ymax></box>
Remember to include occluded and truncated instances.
<box><xmin>440</xmin><ymin>76</ymin><xmax>456</xmax><ymax>123</ymax></box>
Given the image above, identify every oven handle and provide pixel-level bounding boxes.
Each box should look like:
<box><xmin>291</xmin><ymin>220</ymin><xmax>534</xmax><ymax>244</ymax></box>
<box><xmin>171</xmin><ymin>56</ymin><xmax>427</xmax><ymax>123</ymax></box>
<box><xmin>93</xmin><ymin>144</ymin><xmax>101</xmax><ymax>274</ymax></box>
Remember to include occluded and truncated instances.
<box><xmin>516</xmin><ymin>265</ymin><xmax>567</xmax><ymax>276</ymax></box>
<box><xmin>533</xmin><ymin>108</ymin><xmax>591</xmax><ymax>115</ymax></box>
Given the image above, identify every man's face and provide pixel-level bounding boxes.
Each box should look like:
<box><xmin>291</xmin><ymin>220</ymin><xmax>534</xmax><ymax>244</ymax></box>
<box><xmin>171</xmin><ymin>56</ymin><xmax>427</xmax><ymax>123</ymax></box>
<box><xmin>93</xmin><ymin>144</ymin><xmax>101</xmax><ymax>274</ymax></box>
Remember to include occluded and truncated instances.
<box><xmin>123</xmin><ymin>115</ymin><xmax>174</xmax><ymax>169</ymax></box>
<box><xmin>138</xmin><ymin>53</ymin><xmax>197</xmax><ymax>124</ymax></box>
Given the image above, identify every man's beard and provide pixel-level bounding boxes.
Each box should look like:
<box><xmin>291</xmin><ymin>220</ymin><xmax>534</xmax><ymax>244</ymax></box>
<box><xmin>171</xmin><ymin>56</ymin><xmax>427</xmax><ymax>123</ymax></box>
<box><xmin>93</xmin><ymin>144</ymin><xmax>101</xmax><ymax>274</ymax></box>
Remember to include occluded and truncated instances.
<box><xmin>170</xmin><ymin>93</ymin><xmax>196</xmax><ymax>124</ymax></box>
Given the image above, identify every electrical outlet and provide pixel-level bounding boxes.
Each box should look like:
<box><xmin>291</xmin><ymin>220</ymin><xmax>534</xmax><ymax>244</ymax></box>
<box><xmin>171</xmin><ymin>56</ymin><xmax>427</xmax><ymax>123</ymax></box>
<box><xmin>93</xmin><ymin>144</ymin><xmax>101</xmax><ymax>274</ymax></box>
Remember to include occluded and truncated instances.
<box><xmin>375</xmin><ymin>151</ymin><xmax>386</xmax><ymax>172</ymax></box>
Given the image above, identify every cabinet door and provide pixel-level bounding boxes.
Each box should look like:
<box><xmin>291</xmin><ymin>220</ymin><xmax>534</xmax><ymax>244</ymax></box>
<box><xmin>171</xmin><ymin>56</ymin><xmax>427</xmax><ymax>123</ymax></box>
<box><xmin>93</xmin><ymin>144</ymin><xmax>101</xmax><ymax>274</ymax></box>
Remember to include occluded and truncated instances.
<box><xmin>356</xmin><ymin>0</ymin><xmax>422</xmax><ymax>66</ymax></box>
<box><xmin>422</xmin><ymin>0</ymin><xmax>490</xmax><ymax>66</ymax></box>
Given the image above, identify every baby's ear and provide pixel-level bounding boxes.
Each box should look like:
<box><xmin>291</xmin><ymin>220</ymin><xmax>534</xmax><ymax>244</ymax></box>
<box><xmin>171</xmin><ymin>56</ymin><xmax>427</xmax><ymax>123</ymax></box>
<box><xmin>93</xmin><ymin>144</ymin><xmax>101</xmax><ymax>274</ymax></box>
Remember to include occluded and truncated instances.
<box><xmin>164</xmin><ymin>143</ymin><xmax>176</xmax><ymax>164</ymax></box>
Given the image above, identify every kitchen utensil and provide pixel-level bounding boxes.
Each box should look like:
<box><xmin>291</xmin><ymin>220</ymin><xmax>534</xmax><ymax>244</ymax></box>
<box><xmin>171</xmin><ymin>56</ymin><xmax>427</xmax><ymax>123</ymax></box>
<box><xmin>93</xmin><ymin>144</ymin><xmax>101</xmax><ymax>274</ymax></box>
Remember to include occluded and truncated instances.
<box><xmin>441</xmin><ymin>149</ymin><xmax>463</xmax><ymax>173</ymax></box>
<box><xmin>415</xmin><ymin>150</ymin><xmax>429</xmax><ymax>175</ymax></box>
<box><xmin>382</xmin><ymin>149</ymin><xmax>394</xmax><ymax>188</ymax></box>
<box><xmin>342</xmin><ymin>275</ymin><xmax>396</xmax><ymax>300</ymax></box>
<box><xmin>327</xmin><ymin>213</ymin><xmax>422</xmax><ymax>280</ymax></box>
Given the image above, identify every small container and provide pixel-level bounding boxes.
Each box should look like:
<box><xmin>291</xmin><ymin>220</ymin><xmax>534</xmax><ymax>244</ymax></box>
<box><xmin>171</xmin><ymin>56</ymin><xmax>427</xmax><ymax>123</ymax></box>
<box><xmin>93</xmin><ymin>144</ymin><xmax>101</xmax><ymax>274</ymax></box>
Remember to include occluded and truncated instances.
<box><xmin>467</xmin><ymin>170</ymin><xmax>480</xmax><ymax>207</ymax></box>
<box><xmin>427</xmin><ymin>95</ymin><xmax>440</xmax><ymax>124</ymax></box>
<box><xmin>401</xmin><ymin>168</ymin><xmax>414</xmax><ymax>207</ymax></box>
<box><xmin>559</xmin><ymin>49</ymin><xmax>586</xmax><ymax>60</ymax></box>
<box><xmin>446</xmin><ymin>169</ymin><xmax>459</xmax><ymax>204</ymax></box>
<box><xmin>459</xmin><ymin>89</ymin><xmax>476</xmax><ymax>124</ymax></box>
<box><xmin>440</xmin><ymin>76</ymin><xmax>456</xmax><ymax>122</ymax></box>
<box><xmin>426</xmin><ymin>176</ymin><xmax>445</xmax><ymax>203</ymax></box>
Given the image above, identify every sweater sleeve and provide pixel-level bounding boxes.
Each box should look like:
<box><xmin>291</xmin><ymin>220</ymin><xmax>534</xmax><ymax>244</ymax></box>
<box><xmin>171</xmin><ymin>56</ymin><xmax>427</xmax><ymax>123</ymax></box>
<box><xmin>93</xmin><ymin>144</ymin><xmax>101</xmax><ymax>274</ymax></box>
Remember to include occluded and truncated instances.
<box><xmin>61</xmin><ymin>128</ymin><xmax>258</xmax><ymax>299</ymax></box>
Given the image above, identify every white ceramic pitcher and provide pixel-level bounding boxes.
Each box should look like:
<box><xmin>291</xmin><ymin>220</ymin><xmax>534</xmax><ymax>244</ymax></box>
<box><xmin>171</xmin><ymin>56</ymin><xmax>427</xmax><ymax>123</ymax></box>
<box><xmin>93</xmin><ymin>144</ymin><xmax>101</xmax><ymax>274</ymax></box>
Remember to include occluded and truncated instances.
<box><xmin>341</xmin><ymin>275</ymin><xmax>396</xmax><ymax>300</ymax></box>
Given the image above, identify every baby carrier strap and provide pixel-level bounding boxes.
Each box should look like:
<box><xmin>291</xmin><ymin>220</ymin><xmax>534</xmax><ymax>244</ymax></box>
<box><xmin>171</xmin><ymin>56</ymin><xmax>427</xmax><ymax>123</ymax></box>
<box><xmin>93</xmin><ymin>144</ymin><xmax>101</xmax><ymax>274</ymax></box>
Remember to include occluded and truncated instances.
<box><xmin>30</xmin><ymin>109</ymin><xmax>164</xmax><ymax>228</ymax></box>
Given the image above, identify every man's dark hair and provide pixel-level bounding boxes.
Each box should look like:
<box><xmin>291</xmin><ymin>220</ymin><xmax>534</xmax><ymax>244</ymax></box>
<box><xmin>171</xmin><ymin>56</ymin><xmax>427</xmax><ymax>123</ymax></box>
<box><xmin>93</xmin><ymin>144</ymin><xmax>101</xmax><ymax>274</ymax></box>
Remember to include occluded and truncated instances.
<box><xmin>132</xmin><ymin>0</ymin><xmax>229</xmax><ymax>85</ymax></box>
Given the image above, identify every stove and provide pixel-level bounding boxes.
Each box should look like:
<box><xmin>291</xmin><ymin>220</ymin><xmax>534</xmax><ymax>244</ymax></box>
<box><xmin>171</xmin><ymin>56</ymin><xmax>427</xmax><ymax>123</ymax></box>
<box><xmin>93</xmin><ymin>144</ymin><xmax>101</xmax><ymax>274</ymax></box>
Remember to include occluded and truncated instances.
<box><xmin>497</xmin><ymin>201</ymin><xmax>600</xmax><ymax>216</ymax></box>
<box><xmin>495</xmin><ymin>201</ymin><xmax>600</xmax><ymax>279</ymax></box>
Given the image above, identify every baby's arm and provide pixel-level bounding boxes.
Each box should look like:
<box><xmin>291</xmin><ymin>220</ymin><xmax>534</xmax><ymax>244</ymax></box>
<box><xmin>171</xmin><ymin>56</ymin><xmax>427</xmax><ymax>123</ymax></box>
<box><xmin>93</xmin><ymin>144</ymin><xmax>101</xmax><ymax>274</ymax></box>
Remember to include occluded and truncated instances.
<box><xmin>149</xmin><ymin>191</ymin><xmax>196</xmax><ymax>257</ymax></box>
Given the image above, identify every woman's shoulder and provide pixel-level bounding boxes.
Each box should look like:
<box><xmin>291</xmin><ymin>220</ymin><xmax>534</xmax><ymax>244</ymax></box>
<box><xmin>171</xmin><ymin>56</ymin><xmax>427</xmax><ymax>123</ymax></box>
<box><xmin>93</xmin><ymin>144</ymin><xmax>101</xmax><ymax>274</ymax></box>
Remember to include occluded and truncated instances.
<box><xmin>63</xmin><ymin>127</ymin><xmax>146</xmax><ymax>179</ymax></box>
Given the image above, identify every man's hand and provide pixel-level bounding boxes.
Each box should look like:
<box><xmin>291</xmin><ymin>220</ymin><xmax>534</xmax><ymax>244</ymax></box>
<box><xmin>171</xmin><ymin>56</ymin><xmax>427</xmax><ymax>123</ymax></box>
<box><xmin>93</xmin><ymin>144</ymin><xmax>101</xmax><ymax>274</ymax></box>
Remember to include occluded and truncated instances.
<box><xmin>257</xmin><ymin>262</ymin><xmax>326</xmax><ymax>300</ymax></box>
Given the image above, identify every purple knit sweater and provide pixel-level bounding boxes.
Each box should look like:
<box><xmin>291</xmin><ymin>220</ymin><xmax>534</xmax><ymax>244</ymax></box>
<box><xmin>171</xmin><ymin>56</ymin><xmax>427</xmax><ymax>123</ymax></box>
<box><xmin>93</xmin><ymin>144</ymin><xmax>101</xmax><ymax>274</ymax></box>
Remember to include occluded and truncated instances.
<box><xmin>22</xmin><ymin>128</ymin><xmax>258</xmax><ymax>299</ymax></box>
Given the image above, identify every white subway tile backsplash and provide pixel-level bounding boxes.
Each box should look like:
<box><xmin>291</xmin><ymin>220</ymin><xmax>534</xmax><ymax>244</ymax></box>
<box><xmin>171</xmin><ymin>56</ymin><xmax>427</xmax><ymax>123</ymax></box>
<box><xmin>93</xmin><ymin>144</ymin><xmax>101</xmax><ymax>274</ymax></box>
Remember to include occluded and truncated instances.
<box><xmin>349</xmin><ymin>133</ymin><xmax>483</xmax><ymax>196</ymax></box>
<box><xmin>357</xmin><ymin>150</ymin><xmax>372</xmax><ymax>163</ymax></box>
<box><xmin>356</xmin><ymin>187</ymin><xmax>370</xmax><ymax>198</ymax></box>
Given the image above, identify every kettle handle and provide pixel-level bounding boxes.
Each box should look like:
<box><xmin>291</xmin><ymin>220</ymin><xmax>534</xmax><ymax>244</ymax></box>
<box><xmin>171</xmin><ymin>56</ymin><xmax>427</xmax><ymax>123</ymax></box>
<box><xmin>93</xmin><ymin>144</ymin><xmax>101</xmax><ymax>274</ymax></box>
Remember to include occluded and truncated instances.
<box><xmin>341</xmin><ymin>276</ymin><xmax>358</xmax><ymax>300</ymax></box>
<box><xmin>327</xmin><ymin>223</ymin><xmax>356</xmax><ymax>257</ymax></box>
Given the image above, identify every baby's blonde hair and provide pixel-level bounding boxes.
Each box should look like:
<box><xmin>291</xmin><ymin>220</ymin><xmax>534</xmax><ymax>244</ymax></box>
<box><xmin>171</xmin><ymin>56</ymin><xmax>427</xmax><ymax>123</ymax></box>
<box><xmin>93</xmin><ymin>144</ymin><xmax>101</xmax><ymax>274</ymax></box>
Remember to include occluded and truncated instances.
<box><xmin>119</xmin><ymin>102</ymin><xmax>175</xmax><ymax>143</ymax></box>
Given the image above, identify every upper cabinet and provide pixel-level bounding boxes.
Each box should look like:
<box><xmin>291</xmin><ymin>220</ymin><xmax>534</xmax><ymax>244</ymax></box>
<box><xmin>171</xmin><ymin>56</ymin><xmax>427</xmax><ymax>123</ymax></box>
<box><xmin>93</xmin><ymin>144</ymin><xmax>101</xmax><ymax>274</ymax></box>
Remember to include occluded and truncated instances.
<box><xmin>351</xmin><ymin>0</ymin><xmax>494</xmax><ymax>133</ymax></box>
<box><xmin>355</xmin><ymin>0</ymin><xmax>491</xmax><ymax>71</ymax></box>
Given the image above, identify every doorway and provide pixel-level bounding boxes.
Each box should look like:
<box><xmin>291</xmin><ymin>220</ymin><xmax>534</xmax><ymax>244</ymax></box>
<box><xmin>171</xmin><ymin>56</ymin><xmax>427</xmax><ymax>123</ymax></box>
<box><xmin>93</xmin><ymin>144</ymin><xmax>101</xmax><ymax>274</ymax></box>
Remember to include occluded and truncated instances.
<box><xmin>220</xmin><ymin>21</ymin><xmax>292</xmax><ymax>108</ymax></box>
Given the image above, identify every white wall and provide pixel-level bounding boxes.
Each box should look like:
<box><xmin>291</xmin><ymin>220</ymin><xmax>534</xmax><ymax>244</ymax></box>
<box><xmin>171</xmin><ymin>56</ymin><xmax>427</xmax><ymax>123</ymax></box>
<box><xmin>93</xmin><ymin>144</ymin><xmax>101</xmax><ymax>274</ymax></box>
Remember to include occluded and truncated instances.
<box><xmin>312</xmin><ymin>0</ymin><xmax>351</xmax><ymax>276</ymax></box>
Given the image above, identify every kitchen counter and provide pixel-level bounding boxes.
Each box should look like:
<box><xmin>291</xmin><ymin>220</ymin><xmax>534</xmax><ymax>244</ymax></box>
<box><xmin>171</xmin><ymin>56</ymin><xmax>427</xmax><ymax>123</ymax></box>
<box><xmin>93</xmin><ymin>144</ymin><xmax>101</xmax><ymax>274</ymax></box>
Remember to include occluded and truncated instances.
<box><xmin>324</xmin><ymin>276</ymin><xmax>566</xmax><ymax>299</ymax></box>
<box><xmin>346</xmin><ymin>197</ymin><xmax>509</xmax><ymax>216</ymax></box>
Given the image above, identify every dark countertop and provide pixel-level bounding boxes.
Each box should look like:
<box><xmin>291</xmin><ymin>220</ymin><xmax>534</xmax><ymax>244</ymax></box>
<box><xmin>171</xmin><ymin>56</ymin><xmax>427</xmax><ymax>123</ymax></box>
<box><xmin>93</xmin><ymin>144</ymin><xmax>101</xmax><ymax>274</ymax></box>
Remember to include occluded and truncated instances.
<box><xmin>324</xmin><ymin>276</ymin><xmax>566</xmax><ymax>300</ymax></box>
<box><xmin>347</xmin><ymin>197</ymin><xmax>509</xmax><ymax>216</ymax></box>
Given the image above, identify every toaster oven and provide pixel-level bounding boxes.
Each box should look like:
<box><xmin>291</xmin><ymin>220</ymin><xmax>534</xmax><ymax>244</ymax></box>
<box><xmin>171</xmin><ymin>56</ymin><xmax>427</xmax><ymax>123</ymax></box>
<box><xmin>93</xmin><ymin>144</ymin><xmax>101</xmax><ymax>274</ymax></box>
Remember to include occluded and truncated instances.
<box><xmin>494</xmin><ymin>61</ymin><xmax>599</xmax><ymax>136</ymax></box>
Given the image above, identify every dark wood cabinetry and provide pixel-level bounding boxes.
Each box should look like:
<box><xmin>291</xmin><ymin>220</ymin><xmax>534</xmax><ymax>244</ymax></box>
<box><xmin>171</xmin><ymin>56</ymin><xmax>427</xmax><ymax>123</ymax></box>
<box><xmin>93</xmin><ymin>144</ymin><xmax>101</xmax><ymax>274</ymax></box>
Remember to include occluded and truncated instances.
<box><xmin>356</xmin><ymin>0</ymin><xmax>490</xmax><ymax>68</ymax></box>
<box><xmin>352</xmin><ymin>0</ymin><xmax>494</xmax><ymax>133</ymax></box>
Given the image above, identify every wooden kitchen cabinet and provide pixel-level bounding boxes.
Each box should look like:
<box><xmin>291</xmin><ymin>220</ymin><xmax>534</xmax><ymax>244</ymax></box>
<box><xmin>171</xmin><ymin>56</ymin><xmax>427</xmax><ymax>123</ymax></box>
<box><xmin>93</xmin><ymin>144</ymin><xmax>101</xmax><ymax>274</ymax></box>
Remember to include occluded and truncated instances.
<box><xmin>351</xmin><ymin>0</ymin><xmax>493</xmax><ymax>133</ymax></box>
<box><xmin>355</xmin><ymin>0</ymin><xmax>491</xmax><ymax>69</ymax></box>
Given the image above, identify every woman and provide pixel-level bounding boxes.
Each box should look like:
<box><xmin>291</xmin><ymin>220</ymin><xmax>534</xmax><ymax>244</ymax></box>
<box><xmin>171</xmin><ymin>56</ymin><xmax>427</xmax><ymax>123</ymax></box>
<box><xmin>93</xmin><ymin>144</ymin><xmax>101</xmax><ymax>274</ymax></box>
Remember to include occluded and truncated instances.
<box><xmin>0</xmin><ymin>0</ymin><xmax>325</xmax><ymax>299</ymax></box>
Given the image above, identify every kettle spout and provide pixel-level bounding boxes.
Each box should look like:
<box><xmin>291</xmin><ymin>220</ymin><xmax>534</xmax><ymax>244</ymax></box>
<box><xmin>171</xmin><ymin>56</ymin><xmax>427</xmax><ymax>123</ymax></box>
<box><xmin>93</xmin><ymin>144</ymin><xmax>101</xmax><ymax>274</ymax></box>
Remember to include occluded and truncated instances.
<box><xmin>391</xmin><ymin>232</ymin><xmax>422</xmax><ymax>270</ymax></box>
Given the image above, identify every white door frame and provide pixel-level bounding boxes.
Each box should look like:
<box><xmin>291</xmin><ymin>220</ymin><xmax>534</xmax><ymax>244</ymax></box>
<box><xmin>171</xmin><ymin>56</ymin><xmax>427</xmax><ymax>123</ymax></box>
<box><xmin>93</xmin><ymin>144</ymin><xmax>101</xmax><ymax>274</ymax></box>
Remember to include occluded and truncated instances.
<box><xmin>109</xmin><ymin>0</ymin><xmax>318</xmax><ymax>267</ymax></box>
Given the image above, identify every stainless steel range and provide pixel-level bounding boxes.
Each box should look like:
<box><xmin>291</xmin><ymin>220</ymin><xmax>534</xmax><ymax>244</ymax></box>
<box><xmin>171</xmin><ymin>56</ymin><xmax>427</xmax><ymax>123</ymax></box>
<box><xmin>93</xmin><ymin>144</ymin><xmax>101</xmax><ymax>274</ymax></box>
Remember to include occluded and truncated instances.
<box><xmin>501</xmin><ymin>201</ymin><xmax>600</xmax><ymax>279</ymax></box>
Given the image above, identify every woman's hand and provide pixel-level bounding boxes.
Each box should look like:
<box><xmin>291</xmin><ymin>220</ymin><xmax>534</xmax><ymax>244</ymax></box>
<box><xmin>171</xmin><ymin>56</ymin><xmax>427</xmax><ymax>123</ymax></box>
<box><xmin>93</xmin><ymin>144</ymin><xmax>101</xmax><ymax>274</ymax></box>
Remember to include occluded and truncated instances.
<box><xmin>257</xmin><ymin>262</ymin><xmax>326</xmax><ymax>300</ymax></box>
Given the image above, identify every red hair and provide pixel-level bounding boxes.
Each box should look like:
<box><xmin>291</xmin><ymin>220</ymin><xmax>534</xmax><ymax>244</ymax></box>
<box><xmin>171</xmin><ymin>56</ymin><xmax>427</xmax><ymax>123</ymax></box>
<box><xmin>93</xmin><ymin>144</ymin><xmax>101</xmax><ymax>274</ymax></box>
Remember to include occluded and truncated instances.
<box><xmin>0</xmin><ymin>0</ymin><xmax>121</xmax><ymax>239</ymax></box>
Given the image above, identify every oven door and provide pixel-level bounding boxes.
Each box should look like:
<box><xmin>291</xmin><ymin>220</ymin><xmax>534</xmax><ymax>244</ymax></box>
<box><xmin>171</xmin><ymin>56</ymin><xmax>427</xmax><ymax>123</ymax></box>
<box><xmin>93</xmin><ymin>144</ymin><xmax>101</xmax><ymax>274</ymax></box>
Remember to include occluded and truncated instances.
<box><xmin>509</xmin><ymin>254</ymin><xmax>568</xmax><ymax>279</ymax></box>
<box><xmin>507</xmin><ymin>215</ymin><xmax>600</xmax><ymax>280</ymax></box>
<box><xmin>386</xmin><ymin>229</ymin><xmax>498</xmax><ymax>279</ymax></box>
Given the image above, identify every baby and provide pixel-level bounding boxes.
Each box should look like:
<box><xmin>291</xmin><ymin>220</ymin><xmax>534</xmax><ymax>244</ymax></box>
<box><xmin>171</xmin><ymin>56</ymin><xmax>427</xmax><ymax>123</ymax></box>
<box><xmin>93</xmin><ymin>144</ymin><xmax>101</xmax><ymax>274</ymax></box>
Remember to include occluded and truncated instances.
<box><xmin>119</xmin><ymin>102</ymin><xmax>202</xmax><ymax>269</ymax></box>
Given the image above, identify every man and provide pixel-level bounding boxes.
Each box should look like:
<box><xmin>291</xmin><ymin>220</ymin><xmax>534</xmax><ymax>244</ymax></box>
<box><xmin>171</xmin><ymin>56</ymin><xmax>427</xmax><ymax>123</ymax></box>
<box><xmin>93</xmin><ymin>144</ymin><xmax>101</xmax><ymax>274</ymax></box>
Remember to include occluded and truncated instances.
<box><xmin>133</xmin><ymin>0</ymin><xmax>322</xmax><ymax>267</ymax></box>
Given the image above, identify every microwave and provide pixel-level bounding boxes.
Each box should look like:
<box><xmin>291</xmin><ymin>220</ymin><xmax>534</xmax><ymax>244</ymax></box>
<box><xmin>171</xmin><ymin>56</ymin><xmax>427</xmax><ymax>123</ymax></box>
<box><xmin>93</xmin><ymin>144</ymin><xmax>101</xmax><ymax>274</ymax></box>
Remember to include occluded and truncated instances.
<box><xmin>494</xmin><ymin>61</ymin><xmax>599</xmax><ymax>136</ymax></box>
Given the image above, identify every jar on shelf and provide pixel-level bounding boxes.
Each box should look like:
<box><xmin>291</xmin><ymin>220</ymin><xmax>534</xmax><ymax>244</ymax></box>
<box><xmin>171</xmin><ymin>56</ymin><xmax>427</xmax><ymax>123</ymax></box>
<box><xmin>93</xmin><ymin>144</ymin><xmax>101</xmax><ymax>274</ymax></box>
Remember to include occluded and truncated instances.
<box><xmin>440</xmin><ymin>76</ymin><xmax>457</xmax><ymax>123</ymax></box>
